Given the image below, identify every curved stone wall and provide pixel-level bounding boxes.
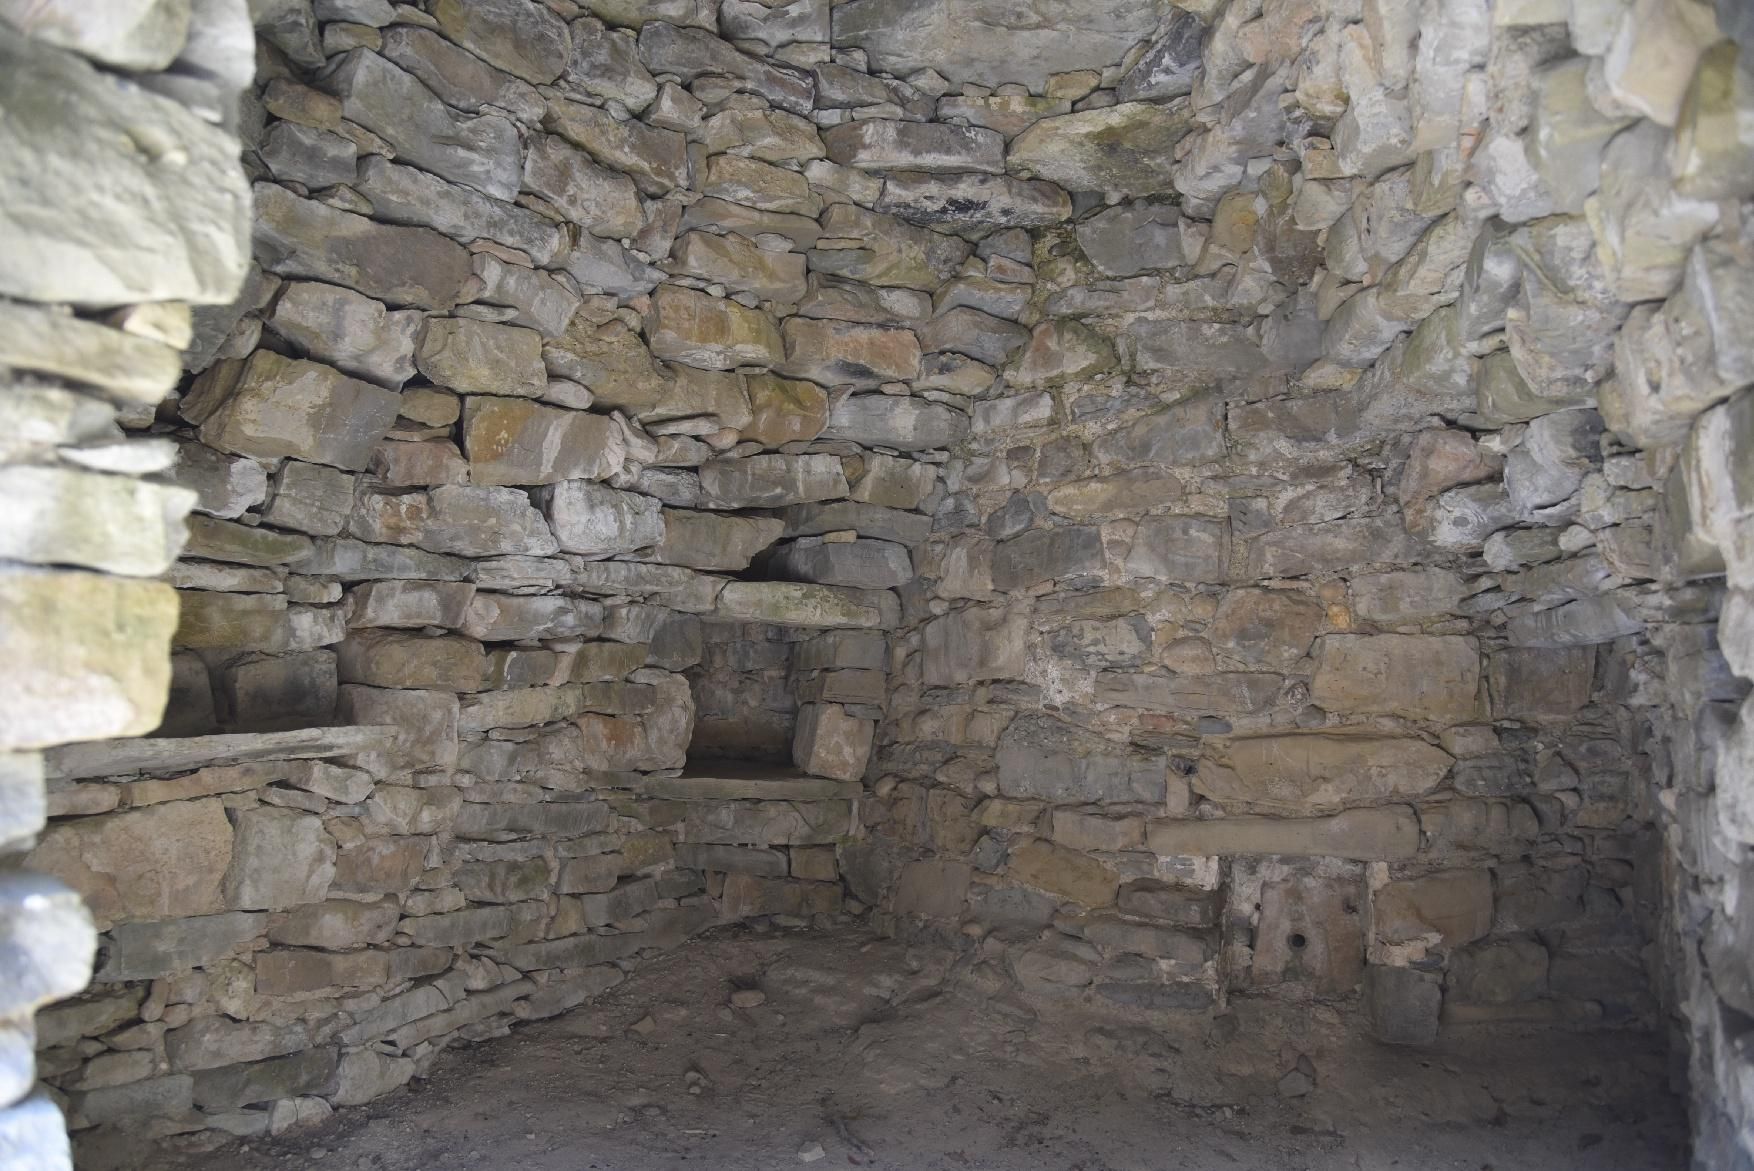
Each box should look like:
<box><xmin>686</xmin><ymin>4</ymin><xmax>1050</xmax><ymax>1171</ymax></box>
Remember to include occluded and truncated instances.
<box><xmin>3</xmin><ymin>0</ymin><xmax>1750</xmax><ymax>1166</ymax></box>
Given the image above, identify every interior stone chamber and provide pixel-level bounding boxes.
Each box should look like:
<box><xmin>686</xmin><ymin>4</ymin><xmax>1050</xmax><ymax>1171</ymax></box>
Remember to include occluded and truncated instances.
<box><xmin>0</xmin><ymin>0</ymin><xmax>1751</xmax><ymax>1165</ymax></box>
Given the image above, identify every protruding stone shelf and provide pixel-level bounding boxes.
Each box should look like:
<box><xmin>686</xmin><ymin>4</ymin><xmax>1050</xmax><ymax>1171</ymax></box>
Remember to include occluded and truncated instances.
<box><xmin>43</xmin><ymin>725</ymin><xmax>399</xmax><ymax>780</ymax></box>
<box><xmin>646</xmin><ymin>761</ymin><xmax>863</xmax><ymax>803</ymax></box>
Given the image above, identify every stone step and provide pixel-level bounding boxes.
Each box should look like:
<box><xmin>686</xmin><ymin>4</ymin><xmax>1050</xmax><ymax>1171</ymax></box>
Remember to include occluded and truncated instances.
<box><xmin>646</xmin><ymin>760</ymin><xmax>862</xmax><ymax>802</ymax></box>
<box><xmin>44</xmin><ymin>725</ymin><xmax>399</xmax><ymax>780</ymax></box>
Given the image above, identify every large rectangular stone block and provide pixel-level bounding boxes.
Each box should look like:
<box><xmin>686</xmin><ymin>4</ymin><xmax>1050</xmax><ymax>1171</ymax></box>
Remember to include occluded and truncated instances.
<box><xmin>0</xmin><ymin>569</ymin><xmax>179</xmax><ymax>750</ymax></box>
<box><xmin>193</xmin><ymin>350</ymin><xmax>402</xmax><ymax>471</ymax></box>
<box><xmin>995</xmin><ymin>714</ymin><xmax>1168</xmax><ymax>805</ymax></box>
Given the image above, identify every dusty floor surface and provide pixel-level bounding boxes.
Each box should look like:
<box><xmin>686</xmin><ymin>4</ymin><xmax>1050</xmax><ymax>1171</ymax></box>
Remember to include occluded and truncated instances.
<box><xmin>136</xmin><ymin>925</ymin><xmax>1687</xmax><ymax>1171</ymax></box>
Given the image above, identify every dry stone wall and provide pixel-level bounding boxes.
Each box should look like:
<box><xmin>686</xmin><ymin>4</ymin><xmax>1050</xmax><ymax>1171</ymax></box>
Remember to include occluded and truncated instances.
<box><xmin>4</xmin><ymin>0</ymin><xmax>1752</xmax><ymax>1165</ymax></box>
<box><xmin>0</xmin><ymin>2</ymin><xmax>255</xmax><ymax>1167</ymax></box>
<box><xmin>13</xmin><ymin>0</ymin><xmax>1101</xmax><ymax>1158</ymax></box>
<box><xmin>834</xmin><ymin>1</ymin><xmax>1754</xmax><ymax>1165</ymax></box>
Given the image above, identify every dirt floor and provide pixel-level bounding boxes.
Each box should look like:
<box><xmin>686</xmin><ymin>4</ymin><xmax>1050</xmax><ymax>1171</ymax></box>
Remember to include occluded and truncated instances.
<box><xmin>137</xmin><ymin>924</ymin><xmax>1688</xmax><ymax>1171</ymax></box>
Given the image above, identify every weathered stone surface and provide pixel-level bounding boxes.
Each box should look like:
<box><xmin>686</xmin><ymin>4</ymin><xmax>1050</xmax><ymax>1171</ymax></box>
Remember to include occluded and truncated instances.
<box><xmin>668</xmin><ymin>232</ymin><xmax>807</xmax><ymax>304</ymax></box>
<box><xmin>522</xmin><ymin>134</ymin><xmax>644</xmax><ymax>239</ymax></box>
<box><xmin>877</xmin><ymin>172</ymin><xmax>1073</xmax><ymax>228</ymax></box>
<box><xmin>830</xmin><ymin>0</ymin><xmax>1169</xmax><ymax>91</ymax></box>
<box><xmin>267</xmin><ymin>281</ymin><xmax>422</xmax><ymax>389</ymax></box>
<box><xmin>224</xmin><ymin>807</ymin><xmax>335</xmax><ymax>911</ymax></box>
<box><xmin>922</xmin><ymin>604</ymin><xmax>1028</xmax><ymax>684</ymax></box>
<box><xmin>822</xmin><ymin>395</ymin><xmax>967</xmax><ymax>451</ymax></box>
<box><xmin>702</xmin><ymin>153</ymin><xmax>821</xmax><ymax>215</ymax></box>
<box><xmin>1009</xmin><ymin>103</ymin><xmax>1195</xmax><ymax>197</ymax></box>
<box><xmin>825</xmin><ymin>120</ymin><xmax>1003</xmax><ymax>174</ymax></box>
<box><xmin>193</xmin><ymin>350</ymin><xmax>400</xmax><ymax>471</ymax></box>
<box><xmin>655</xmin><ymin>510</ymin><xmax>783</xmax><ymax>571</ymax></box>
<box><xmin>1147</xmin><ymin>807</ymin><xmax>1421</xmax><ymax>861</ymax></box>
<box><xmin>547</xmin><ymin>100</ymin><xmax>689</xmax><ymax>195</ymax></box>
<box><xmin>701</xmin><ymin>107</ymin><xmax>825</xmax><ymax>162</ymax></box>
<box><xmin>430</xmin><ymin>0</ymin><xmax>569</xmax><ymax>83</ymax></box>
<box><xmin>417</xmin><ymin>319</ymin><xmax>546</xmax><ymax>399</ymax></box>
<box><xmin>1073</xmin><ymin>201</ymin><xmax>1185</xmax><ymax>276</ymax></box>
<box><xmin>253</xmin><ymin>184</ymin><xmax>473</xmax><ymax>311</ymax></box>
<box><xmin>636</xmin><ymin>21</ymin><xmax>813</xmax><ymax>114</ymax></box>
<box><xmin>322</xmin><ymin>48</ymin><xmax>520</xmax><ymax>200</ymax></box>
<box><xmin>649</xmin><ymin>285</ymin><xmax>784</xmax><ymax>371</ymax></box>
<box><xmin>715</xmin><ymin>582</ymin><xmax>898</xmax><ymax>629</ymax></box>
<box><xmin>336</xmin><ymin>630</ymin><xmax>485</xmax><ymax>691</ymax></box>
<box><xmin>1006</xmin><ymin>839</ymin><xmax>1119</xmax><ymax>907</ymax></box>
<box><xmin>0</xmin><ymin>467</ymin><xmax>191</xmax><ymax>578</ymax></box>
<box><xmin>743</xmin><ymin>375</ymin><xmax>829</xmax><ymax>448</ymax></box>
<box><xmin>1124</xmin><ymin>516</ymin><xmax>1229</xmax><ymax>583</ymax></box>
<box><xmin>720</xmin><ymin>0</ymin><xmax>829</xmax><ymax>47</ymax></box>
<box><xmin>0</xmin><ymin>31</ymin><xmax>250</xmax><ymax>306</ymax></box>
<box><xmin>541</xmin><ymin>481</ymin><xmax>664</xmax><ymax>557</ymax></box>
<box><xmin>996</xmin><ymin>714</ymin><xmax>1167</xmax><ymax>805</ymax></box>
<box><xmin>463</xmin><ymin>396</ymin><xmax>624</xmax><ymax>486</ymax></box>
<box><xmin>1115</xmin><ymin>9</ymin><xmax>1205</xmax><ymax>102</ymax></box>
<box><xmin>0</xmin><ymin>570</ymin><xmax>181</xmax><ymax>750</ymax></box>
<box><xmin>772</xmin><ymin>538</ymin><xmax>912</xmax><ymax>588</ymax></box>
<box><xmin>793</xmin><ymin>703</ymin><xmax>873</xmax><ymax>783</ymax></box>
<box><xmin>28</xmin><ymin>799</ymin><xmax>231</xmax><ymax>929</ymax></box>
<box><xmin>699</xmin><ymin>454</ymin><xmax>848</xmax><ymax>508</ymax></box>
<box><xmin>1364</xmin><ymin>965</ymin><xmax>1441</xmax><ymax>1046</ymax></box>
<box><xmin>96</xmin><ymin>912</ymin><xmax>266</xmax><ymax>982</ymax></box>
<box><xmin>992</xmin><ymin>525</ymin><xmax>1104</xmax><ymax>590</ymax></box>
<box><xmin>1195</xmin><ymin>732</ymin><xmax>1452</xmax><ymax>816</ymax></box>
<box><xmin>779</xmin><ymin>317</ymin><xmax>921</xmax><ymax>387</ymax></box>
<box><xmin>1310</xmin><ymin>634</ymin><xmax>1480</xmax><ymax>722</ymax></box>
<box><xmin>355</xmin><ymin>155</ymin><xmax>563</xmax><ymax>268</ymax></box>
<box><xmin>563</xmin><ymin>17</ymin><xmax>657</xmax><ymax>111</ymax></box>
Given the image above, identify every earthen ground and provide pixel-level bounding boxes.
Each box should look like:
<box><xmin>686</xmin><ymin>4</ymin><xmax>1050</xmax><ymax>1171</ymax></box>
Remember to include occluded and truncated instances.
<box><xmin>135</xmin><ymin>926</ymin><xmax>1687</xmax><ymax>1171</ymax></box>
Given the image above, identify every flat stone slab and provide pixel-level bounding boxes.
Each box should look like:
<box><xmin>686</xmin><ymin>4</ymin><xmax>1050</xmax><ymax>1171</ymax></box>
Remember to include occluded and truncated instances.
<box><xmin>45</xmin><ymin>725</ymin><xmax>399</xmax><ymax>781</ymax></box>
<box><xmin>647</xmin><ymin>762</ymin><xmax>862</xmax><ymax>802</ymax></box>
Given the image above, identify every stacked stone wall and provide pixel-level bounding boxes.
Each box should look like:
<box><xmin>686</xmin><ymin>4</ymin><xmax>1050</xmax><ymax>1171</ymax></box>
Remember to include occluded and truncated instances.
<box><xmin>836</xmin><ymin>1</ymin><xmax>1754</xmax><ymax>1164</ymax></box>
<box><xmin>13</xmin><ymin>0</ymin><xmax>1064</xmax><ymax>1157</ymax></box>
<box><xmin>4</xmin><ymin>0</ymin><xmax>1752</xmax><ymax>1164</ymax></box>
<box><xmin>0</xmin><ymin>2</ymin><xmax>256</xmax><ymax>1166</ymax></box>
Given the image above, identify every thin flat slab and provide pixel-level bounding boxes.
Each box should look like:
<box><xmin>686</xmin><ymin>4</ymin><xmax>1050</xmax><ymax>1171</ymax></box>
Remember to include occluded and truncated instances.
<box><xmin>44</xmin><ymin>725</ymin><xmax>399</xmax><ymax>780</ymax></box>
<box><xmin>646</xmin><ymin>761</ymin><xmax>862</xmax><ymax>802</ymax></box>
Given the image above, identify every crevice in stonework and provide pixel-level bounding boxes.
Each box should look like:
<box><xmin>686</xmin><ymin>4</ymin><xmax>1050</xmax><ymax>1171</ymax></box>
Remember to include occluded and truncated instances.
<box><xmin>0</xmin><ymin>0</ymin><xmax>1751</xmax><ymax>1168</ymax></box>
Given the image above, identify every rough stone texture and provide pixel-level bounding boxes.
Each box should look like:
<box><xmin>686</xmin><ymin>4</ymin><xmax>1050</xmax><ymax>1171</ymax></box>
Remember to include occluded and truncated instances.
<box><xmin>10</xmin><ymin>0</ymin><xmax>1746</xmax><ymax>1160</ymax></box>
<box><xmin>0</xmin><ymin>30</ymin><xmax>250</xmax><ymax>306</ymax></box>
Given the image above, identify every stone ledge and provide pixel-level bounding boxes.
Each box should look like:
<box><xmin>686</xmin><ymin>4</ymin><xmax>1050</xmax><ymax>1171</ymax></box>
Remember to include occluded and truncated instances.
<box><xmin>647</xmin><ymin>762</ymin><xmax>862</xmax><ymax>802</ymax></box>
<box><xmin>43</xmin><ymin>725</ymin><xmax>400</xmax><ymax>781</ymax></box>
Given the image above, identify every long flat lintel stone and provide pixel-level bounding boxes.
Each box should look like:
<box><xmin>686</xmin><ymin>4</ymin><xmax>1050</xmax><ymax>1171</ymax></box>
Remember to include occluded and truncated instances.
<box><xmin>44</xmin><ymin>725</ymin><xmax>399</xmax><ymax>780</ymax></box>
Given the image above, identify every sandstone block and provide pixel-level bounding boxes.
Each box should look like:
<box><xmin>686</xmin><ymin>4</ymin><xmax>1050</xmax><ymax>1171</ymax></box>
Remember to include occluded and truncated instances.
<box><xmin>322</xmin><ymin>47</ymin><xmax>520</xmax><ymax>199</ymax></box>
<box><xmin>521</xmin><ymin>133</ymin><xmax>643</xmax><ymax>239</ymax></box>
<box><xmin>1006</xmin><ymin>839</ymin><xmax>1119</xmax><ymax>907</ymax></box>
<box><xmin>0</xmin><ymin>570</ymin><xmax>179</xmax><ymax>750</ymax></box>
<box><xmin>0</xmin><ymin>32</ymin><xmax>249</xmax><ymax>306</ymax></box>
<box><xmin>1195</xmin><ymin>732</ymin><xmax>1452</xmax><ymax>816</ymax></box>
<box><xmin>777</xmin><ymin>316</ymin><xmax>921</xmax><ymax>388</ymax></box>
<box><xmin>252</xmin><ymin>183</ymin><xmax>472</xmax><ymax>311</ymax></box>
<box><xmin>223</xmin><ymin>807</ymin><xmax>335</xmax><ymax>911</ymax></box>
<box><xmin>195</xmin><ymin>350</ymin><xmax>401</xmax><ymax>472</ymax></box>
<box><xmin>699</xmin><ymin>453</ymin><xmax>848</xmax><ymax>508</ymax></box>
<box><xmin>655</xmin><ymin>510</ymin><xmax>783</xmax><ymax>571</ymax></box>
<box><xmin>1146</xmin><ymin>807</ymin><xmax>1421</xmax><ymax>861</ymax></box>
<box><xmin>417</xmin><ymin>318</ymin><xmax>546</xmax><ymax>399</ymax></box>
<box><xmin>1009</xmin><ymin>103</ymin><xmax>1195</xmax><ymax>196</ymax></box>
<box><xmin>463</xmin><ymin>396</ymin><xmax>624</xmax><ymax>486</ymax></box>
<box><xmin>27</xmin><ymin>799</ymin><xmax>232</xmax><ymax>929</ymax></box>
<box><xmin>824</xmin><ymin>119</ymin><xmax>1002</xmax><ymax>173</ymax></box>
<box><xmin>996</xmin><ymin>714</ymin><xmax>1166</xmax><ymax>805</ymax></box>
<box><xmin>792</xmin><ymin>702</ymin><xmax>874</xmax><ymax>783</ymax></box>
<box><xmin>1310</xmin><ymin>634</ymin><xmax>1480</xmax><ymax>722</ymax></box>
<box><xmin>649</xmin><ymin>284</ymin><xmax>783</xmax><ymax>371</ymax></box>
